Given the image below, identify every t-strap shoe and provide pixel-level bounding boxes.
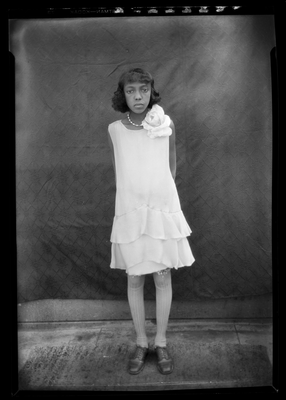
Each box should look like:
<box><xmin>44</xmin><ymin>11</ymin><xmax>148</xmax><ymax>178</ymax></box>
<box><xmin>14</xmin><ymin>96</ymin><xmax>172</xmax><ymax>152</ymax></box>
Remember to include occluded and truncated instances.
<box><xmin>155</xmin><ymin>346</ymin><xmax>174</xmax><ymax>375</ymax></box>
<box><xmin>128</xmin><ymin>346</ymin><xmax>148</xmax><ymax>375</ymax></box>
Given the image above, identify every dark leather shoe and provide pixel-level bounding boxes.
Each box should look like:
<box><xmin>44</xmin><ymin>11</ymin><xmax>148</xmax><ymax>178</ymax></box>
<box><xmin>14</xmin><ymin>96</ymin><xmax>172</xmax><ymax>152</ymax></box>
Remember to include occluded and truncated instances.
<box><xmin>128</xmin><ymin>346</ymin><xmax>148</xmax><ymax>375</ymax></box>
<box><xmin>155</xmin><ymin>346</ymin><xmax>174</xmax><ymax>375</ymax></box>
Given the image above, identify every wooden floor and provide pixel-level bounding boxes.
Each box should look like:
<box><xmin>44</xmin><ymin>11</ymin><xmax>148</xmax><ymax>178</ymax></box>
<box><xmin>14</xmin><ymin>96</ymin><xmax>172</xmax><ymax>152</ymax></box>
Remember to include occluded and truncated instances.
<box><xmin>17</xmin><ymin>319</ymin><xmax>273</xmax><ymax>391</ymax></box>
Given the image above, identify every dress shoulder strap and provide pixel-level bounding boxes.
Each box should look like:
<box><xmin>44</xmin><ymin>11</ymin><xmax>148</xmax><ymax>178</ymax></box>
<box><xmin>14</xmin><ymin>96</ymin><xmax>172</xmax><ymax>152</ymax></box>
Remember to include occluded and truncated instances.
<box><xmin>108</xmin><ymin>120</ymin><xmax>120</xmax><ymax>133</ymax></box>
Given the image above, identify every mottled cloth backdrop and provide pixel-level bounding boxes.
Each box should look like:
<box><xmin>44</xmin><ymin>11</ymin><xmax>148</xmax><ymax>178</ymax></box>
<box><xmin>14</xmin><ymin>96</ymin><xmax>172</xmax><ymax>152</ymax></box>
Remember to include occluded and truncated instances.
<box><xmin>10</xmin><ymin>15</ymin><xmax>274</xmax><ymax>303</ymax></box>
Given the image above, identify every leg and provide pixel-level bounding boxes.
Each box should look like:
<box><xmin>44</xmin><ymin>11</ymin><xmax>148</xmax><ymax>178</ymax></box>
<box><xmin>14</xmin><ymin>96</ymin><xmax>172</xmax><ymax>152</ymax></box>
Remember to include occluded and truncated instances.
<box><xmin>153</xmin><ymin>269</ymin><xmax>174</xmax><ymax>374</ymax></box>
<box><xmin>127</xmin><ymin>274</ymin><xmax>148</xmax><ymax>348</ymax></box>
<box><xmin>127</xmin><ymin>274</ymin><xmax>148</xmax><ymax>375</ymax></box>
<box><xmin>153</xmin><ymin>269</ymin><xmax>172</xmax><ymax>348</ymax></box>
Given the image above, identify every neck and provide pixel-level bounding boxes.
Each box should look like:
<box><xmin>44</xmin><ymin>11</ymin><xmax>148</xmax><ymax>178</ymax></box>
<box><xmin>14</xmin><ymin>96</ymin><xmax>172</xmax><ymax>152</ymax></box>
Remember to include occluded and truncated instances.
<box><xmin>129</xmin><ymin>109</ymin><xmax>148</xmax><ymax>124</ymax></box>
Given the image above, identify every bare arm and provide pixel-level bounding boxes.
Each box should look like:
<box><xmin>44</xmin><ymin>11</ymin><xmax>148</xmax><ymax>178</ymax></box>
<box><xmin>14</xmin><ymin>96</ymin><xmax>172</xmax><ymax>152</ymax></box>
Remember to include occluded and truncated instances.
<box><xmin>169</xmin><ymin>120</ymin><xmax>176</xmax><ymax>180</ymax></box>
<box><xmin>108</xmin><ymin>131</ymin><xmax>116</xmax><ymax>184</ymax></box>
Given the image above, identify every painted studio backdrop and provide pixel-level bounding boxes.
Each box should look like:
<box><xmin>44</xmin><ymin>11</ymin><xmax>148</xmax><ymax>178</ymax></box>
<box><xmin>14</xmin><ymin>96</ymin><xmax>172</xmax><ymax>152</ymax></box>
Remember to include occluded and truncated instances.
<box><xmin>11</xmin><ymin>16</ymin><xmax>274</xmax><ymax>307</ymax></box>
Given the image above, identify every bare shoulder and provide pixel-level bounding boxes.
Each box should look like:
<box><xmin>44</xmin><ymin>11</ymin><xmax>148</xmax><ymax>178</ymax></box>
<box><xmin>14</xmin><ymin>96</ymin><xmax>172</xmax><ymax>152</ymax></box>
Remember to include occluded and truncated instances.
<box><xmin>121</xmin><ymin>116</ymin><xmax>129</xmax><ymax>126</ymax></box>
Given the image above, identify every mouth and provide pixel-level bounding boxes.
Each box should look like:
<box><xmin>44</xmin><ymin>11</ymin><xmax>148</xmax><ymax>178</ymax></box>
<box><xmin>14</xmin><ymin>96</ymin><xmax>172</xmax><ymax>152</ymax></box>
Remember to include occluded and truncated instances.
<box><xmin>134</xmin><ymin>103</ymin><xmax>145</xmax><ymax>108</ymax></box>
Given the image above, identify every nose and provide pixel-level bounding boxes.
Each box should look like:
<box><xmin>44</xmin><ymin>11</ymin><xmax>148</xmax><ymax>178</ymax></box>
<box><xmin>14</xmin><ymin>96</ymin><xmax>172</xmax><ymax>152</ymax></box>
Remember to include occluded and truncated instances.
<box><xmin>134</xmin><ymin>90</ymin><xmax>142</xmax><ymax>100</ymax></box>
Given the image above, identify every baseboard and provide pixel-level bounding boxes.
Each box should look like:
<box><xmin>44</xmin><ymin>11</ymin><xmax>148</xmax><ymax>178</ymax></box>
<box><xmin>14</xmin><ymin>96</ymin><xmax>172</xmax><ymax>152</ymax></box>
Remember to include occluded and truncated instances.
<box><xmin>17</xmin><ymin>294</ymin><xmax>272</xmax><ymax>322</ymax></box>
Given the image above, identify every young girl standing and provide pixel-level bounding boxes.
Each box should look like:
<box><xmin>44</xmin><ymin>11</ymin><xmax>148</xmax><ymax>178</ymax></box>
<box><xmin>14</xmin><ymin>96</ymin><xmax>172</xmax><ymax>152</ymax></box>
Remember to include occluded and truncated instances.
<box><xmin>108</xmin><ymin>68</ymin><xmax>195</xmax><ymax>375</ymax></box>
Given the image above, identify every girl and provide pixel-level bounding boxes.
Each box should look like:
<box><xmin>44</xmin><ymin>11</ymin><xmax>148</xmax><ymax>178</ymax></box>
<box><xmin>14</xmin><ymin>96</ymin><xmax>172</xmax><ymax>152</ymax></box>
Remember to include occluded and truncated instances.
<box><xmin>108</xmin><ymin>68</ymin><xmax>195</xmax><ymax>375</ymax></box>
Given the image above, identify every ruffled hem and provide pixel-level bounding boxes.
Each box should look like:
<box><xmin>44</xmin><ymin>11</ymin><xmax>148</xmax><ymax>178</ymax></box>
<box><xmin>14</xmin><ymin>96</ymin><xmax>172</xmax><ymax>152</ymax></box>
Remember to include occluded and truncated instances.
<box><xmin>110</xmin><ymin>205</ymin><xmax>192</xmax><ymax>244</ymax></box>
<box><xmin>110</xmin><ymin>235</ymin><xmax>195</xmax><ymax>274</ymax></box>
<box><xmin>111</xmin><ymin>260</ymin><xmax>194</xmax><ymax>276</ymax></box>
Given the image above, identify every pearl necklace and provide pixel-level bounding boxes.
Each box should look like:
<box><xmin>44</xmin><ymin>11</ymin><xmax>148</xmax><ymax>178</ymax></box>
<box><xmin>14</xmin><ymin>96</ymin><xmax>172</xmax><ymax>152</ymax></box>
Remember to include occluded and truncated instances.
<box><xmin>127</xmin><ymin>112</ymin><xmax>143</xmax><ymax>127</ymax></box>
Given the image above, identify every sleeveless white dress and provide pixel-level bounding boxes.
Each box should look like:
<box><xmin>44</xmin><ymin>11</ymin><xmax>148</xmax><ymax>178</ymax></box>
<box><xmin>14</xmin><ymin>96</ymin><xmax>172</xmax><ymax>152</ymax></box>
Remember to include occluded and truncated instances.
<box><xmin>108</xmin><ymin>119</ymin><xmax>195</xmax><ymax>276</ymax></box>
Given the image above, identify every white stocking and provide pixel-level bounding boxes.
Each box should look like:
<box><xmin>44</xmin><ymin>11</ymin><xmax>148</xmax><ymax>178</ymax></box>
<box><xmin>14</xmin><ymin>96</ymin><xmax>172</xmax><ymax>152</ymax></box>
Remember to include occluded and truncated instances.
<box><xmin>153</xmin><ymin>269</ymin><xmax>172</xmax><ymax>348</ymax></box>
<box><xmin>127</xmin><ymin>274</ymin><xmax>148</xmax><ymax>348</ymax></box>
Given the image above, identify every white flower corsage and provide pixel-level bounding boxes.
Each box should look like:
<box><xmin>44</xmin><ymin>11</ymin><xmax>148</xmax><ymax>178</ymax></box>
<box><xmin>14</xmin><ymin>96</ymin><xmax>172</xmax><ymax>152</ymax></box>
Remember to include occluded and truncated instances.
<box><xmin>142</xmin><ymin>105</ymin><xmax>172</xmax><ymax>139</ymax></box>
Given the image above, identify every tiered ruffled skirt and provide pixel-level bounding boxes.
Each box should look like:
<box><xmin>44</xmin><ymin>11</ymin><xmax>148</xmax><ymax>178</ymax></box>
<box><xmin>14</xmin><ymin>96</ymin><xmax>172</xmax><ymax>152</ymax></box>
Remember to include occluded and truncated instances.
<box><xmin>110</xmin><ymin>205</ymin><xmax>195</xmax><ymax>276</ymax></box>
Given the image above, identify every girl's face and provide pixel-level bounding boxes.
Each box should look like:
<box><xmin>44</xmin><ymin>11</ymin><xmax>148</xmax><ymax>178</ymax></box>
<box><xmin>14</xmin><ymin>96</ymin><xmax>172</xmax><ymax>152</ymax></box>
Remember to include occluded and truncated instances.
<box><xmin>124</xmin><ymin>81</ymin><xmax>151</xmax><ymax>114</ymax></box>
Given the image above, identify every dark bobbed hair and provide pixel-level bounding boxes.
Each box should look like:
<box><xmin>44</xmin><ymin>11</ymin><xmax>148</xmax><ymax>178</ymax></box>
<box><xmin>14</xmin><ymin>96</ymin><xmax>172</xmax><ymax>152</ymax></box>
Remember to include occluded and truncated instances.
<box><xmin>111</xmin><ymin>68</ymin><xmax>161</xmax><ymax>113</ymax></box>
